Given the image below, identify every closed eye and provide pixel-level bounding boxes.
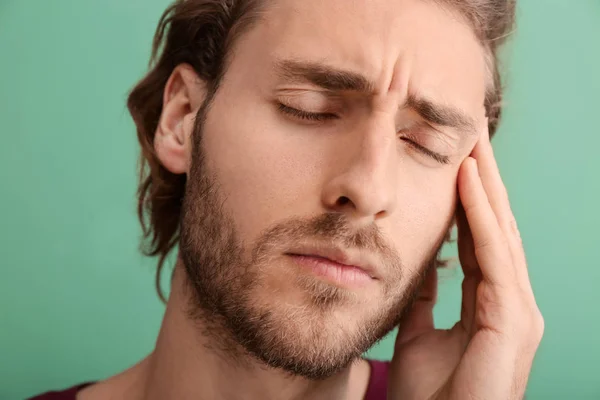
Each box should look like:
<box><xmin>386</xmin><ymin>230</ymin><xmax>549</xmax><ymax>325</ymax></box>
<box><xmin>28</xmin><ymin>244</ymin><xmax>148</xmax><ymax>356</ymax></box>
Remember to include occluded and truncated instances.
<box><xmin>278</xmin><ymin>102</ymin><xmax>450</xmax><ymax>165</ymax></box>
<box><xmin>278</xmin><ymin>103</ymin><xmax>339</xmax><ymax>122</ymax></box>
<box><xmin>400</xmin><ymin>137</ymin><xmax>450</xmax><ymax>165</ymax></box>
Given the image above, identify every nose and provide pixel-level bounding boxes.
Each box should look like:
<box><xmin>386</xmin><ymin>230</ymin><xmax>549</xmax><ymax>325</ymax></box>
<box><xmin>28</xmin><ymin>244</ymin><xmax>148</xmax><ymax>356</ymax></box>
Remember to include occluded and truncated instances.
<box><xmin>321</xmin><ymin>117</ymin><xmax>398</xmax><ymax>223</ymax></box>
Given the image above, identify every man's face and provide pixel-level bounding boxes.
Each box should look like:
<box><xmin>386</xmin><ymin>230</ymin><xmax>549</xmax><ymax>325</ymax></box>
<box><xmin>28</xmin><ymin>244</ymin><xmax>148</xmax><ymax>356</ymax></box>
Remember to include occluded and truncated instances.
<box><xmin>179</xmin><ymin>0</ymin><xmax>487</xmax><ymax>379</ymax></box>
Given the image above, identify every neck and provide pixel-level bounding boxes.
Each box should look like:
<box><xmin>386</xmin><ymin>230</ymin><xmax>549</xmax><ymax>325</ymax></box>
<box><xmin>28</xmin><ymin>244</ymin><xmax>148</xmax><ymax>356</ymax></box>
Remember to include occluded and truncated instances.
<box><xmin>140</xmin><ymin>264</ymin><xmax>371</xmax><ymax>400</ymax></box>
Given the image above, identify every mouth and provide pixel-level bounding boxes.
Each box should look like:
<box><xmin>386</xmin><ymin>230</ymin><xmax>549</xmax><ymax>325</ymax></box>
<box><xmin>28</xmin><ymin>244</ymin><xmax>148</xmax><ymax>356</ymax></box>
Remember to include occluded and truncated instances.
<box><xmin>285</xmin><ymin>246</ymin><xmax>378</xmax><ymax>288</ymax></box>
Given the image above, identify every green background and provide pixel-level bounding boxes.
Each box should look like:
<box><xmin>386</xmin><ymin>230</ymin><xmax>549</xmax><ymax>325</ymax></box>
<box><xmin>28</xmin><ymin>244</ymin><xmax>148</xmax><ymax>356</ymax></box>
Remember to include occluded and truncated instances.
<box><xmin>1</xmin><ymin>1</ymin><xmax>599</xmax><ymax>398</ymax></box>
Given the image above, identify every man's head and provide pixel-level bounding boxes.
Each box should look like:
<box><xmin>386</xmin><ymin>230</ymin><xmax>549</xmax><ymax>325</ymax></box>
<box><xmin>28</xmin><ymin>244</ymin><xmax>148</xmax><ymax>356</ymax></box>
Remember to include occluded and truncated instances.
<box><xmin>128</xmin><ymin>0</ymin><xmax>515</xmax><ymax>380</ymax></box>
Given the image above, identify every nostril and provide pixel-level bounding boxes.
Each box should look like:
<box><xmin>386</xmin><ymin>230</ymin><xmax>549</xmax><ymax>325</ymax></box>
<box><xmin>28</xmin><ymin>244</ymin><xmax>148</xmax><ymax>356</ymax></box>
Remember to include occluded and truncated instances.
<box><xmin>337</xmin><ymin>196</ymin><xmax>350</xmax><ymax>206</ymax></box>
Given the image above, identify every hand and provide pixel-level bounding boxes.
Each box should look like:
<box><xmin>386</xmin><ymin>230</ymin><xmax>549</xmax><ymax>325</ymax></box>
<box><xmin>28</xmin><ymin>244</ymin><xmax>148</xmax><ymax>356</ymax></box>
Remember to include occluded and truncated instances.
<box><xmin>388</xmin><ymin>129</ymin><xmax>544</xmax><ymax>400</ymax></box>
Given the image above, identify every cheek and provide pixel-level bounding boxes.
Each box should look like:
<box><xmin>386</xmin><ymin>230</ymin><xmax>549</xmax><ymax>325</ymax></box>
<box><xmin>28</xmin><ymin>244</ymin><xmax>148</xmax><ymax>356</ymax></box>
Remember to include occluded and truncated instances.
<box><xmin>200</xmin><ymin>98</ymin><xmax>325</xmax><ymax>243</ymax></box>
<box><xmin>387</xmin><ymin>165</ymin><xmax>458</xmax><ymax>267</ymax></box>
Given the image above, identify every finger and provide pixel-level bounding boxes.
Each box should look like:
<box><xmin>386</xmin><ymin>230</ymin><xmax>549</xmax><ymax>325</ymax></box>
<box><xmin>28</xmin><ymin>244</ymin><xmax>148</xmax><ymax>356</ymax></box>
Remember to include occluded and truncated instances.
<box><xmin>395</xmin><ymin>267</ymin><xmax>437</xmax><ymax>347</ymax></box>
<box><xmin>456</xmin><ymin>202</ymin><xmax>481</xmax><ymax>336</ymax></box>
<box><xmin>458</xmin><ymin>157</ymin><xmax>514</xmax><ymax>287</ymax></box>
<box><xmin>470</xmin><ymin>132</ymin><xmax>513</xmax><ymax>234</ymax></box>
<box><xmin>456</xmin><ymin>200</ymin><xmax>478</xmax><ymax>277</ymax></box>
<box><xmin>471</xmin><ymin>132</ymin><xmax>530</xmax><ymax>288</ymax></box>
<box><xmin>460</xmin><ymin>270</ymin><xmax>482</xmax><ymax>337</ymax></box>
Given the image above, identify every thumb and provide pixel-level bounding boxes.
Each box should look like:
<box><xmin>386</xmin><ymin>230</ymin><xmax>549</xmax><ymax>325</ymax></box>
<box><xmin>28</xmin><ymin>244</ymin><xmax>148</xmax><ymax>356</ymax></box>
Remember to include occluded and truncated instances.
<box><xmin>395</xmin><ymin>267</ymin><xmax>438</xmax><ymax>348</ymax></box>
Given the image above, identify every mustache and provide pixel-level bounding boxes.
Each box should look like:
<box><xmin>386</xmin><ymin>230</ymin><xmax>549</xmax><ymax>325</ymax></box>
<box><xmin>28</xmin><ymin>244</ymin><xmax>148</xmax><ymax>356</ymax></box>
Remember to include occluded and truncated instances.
<box><xmin>252</xmin><ymin>212</ymin><xmax>402</xmax><ymax>270</ymax></box>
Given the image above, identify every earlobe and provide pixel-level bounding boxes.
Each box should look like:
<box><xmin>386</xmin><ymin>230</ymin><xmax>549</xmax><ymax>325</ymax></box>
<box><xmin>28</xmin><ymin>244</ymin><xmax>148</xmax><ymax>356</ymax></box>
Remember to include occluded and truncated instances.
<box><xmin>154</xmin><ymin>64</ymin><xmax>206</xmax><ymax>175</ymax></box>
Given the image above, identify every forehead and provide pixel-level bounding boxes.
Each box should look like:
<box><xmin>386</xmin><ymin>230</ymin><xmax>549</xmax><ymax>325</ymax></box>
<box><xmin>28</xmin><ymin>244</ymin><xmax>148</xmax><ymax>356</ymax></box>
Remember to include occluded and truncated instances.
<box><xmin>237</xmin><ymin>0</ymin><xmax>487</xmax><ymax>116</ymax></box>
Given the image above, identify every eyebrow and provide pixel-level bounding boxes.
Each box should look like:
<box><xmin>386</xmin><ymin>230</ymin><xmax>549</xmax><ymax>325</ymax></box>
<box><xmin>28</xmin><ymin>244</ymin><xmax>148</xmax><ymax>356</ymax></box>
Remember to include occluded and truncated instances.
<box><xmin>274</xmin><ymin>59</ymin><xmax>375</xmax><ymax>93</ymax></box>
<box><xmin>274</xmin><ymin>59</ymin><xmax>478</xmax><ymax>136</ymax></box>
<box><xmin>406</xmin><ymin>93</ymin><xmax>479</xmax><ymax>136</ymax></box>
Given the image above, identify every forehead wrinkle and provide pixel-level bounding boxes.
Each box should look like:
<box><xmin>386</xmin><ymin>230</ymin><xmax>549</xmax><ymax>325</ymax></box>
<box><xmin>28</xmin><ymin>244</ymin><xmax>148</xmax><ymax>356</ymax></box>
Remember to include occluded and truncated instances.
<box><xmin>247</xmin><ymin>0</ymin><xmax>487</xmax><ymax>130</ymax></box>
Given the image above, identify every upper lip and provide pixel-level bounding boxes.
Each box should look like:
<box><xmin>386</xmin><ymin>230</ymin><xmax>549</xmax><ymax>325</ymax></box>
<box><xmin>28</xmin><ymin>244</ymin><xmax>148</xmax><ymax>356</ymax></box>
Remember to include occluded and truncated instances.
<box><xmin>286</xmin><ymin>244</ymin><xmax>379</xmax><ymax>279</ymax></box>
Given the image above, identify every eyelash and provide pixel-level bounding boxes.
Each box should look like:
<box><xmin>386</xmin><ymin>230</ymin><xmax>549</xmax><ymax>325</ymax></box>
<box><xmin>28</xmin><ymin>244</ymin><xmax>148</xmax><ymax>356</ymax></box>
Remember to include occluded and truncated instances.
<box><xmin>278</xmin><ymin>103</ymin><xmax>450</xmax><ymax>165</ymax></box>
<box><xmin>400</xmin><ymin>138</ymin><xmax>450</xmax><ymax>165</ymax></box>
<box><xmin>278</xmin><ymin>103</ymin><xmax>338</xmax><ymax>121</ymax></box>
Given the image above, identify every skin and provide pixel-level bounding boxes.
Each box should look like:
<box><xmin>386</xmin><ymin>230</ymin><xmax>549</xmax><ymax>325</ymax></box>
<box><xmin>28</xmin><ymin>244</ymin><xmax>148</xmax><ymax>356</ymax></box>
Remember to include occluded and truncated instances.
<box><xmin>78</xmin><ymin>0</ymin><xmax>543</xmax><ymax>399</ymax></box>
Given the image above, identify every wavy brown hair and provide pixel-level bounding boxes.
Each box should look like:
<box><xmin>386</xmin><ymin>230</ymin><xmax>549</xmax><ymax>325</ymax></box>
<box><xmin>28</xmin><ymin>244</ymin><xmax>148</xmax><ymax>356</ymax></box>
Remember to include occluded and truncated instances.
<box><xmin>127</xmin><ymin>0</ymin><xmax>516</xmax><ymax>302</ymax></box>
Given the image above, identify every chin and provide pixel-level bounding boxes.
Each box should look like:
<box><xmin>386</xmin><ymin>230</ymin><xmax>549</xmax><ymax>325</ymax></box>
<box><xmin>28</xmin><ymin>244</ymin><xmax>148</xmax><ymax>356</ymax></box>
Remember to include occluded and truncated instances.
<box><xmin>251</xmin><ymin>280</ymin><xmax>387</xmax><ymax>341</ymax></box>
<box><xmin>244</xmin><ymin>302</ymin><xmax>373</xmax><ymax>379</ymax></box>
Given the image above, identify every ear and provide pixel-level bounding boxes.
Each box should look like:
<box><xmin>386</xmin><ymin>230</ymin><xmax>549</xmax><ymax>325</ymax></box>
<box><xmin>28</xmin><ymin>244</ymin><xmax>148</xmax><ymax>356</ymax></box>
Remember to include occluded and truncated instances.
<box><xmin>155</xmin><ymin>64</ymin><xmax>206</xmax><ymax>174</ymax></box>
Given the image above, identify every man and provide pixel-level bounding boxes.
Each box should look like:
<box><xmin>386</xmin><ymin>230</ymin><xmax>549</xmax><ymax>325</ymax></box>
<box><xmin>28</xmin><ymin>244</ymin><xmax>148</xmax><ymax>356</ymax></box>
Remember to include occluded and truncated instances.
<box><xmin>32</xmin><ymin>0</ymin><xmax>543</xmax><ymax>398</ymax></box>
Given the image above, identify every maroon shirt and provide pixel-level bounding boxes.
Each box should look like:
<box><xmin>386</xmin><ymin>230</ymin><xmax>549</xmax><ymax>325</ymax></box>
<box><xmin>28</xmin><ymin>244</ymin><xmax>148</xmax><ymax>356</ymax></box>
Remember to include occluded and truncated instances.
<box><xmin>29</xmin><ymin>359</ymin><xmax>389</xmax><ymax>400</ymax></box>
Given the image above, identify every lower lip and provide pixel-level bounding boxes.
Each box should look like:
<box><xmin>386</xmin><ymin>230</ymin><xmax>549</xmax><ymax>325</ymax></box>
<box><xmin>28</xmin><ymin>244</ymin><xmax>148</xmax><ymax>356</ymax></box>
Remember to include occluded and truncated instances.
<box><xmin>288</xmin><ymin>254</ymin><xmax>374</xmax><ymax>288</ymax></box>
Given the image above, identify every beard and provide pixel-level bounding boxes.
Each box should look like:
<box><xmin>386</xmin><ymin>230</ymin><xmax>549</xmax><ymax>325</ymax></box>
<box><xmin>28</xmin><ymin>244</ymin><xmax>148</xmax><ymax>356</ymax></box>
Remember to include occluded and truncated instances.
<box><xmin>179</xmin><ymin>102</ymin><xmax>449</xmax><ymax>380</ymax></box>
